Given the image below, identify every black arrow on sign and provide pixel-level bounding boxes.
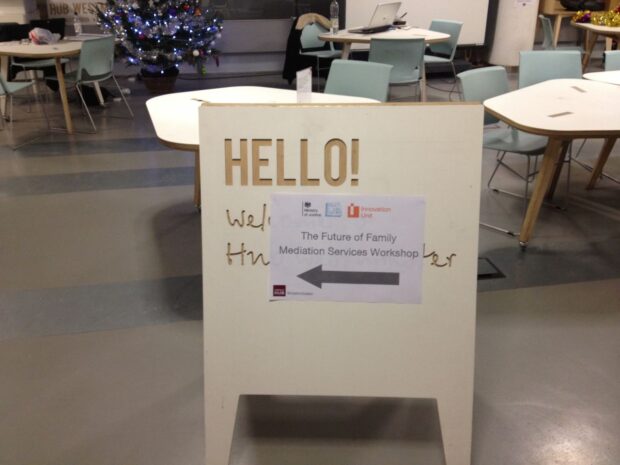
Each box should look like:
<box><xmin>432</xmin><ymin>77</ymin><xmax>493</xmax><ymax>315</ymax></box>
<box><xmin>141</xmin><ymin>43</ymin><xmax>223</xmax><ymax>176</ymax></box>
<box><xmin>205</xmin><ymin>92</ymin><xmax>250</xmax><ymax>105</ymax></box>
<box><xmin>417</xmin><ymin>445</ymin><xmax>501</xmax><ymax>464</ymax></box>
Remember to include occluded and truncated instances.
<box><xmin>297</xmin><ymin>265</ymin><xmax>400</xmax><ymax>289</ymax></box>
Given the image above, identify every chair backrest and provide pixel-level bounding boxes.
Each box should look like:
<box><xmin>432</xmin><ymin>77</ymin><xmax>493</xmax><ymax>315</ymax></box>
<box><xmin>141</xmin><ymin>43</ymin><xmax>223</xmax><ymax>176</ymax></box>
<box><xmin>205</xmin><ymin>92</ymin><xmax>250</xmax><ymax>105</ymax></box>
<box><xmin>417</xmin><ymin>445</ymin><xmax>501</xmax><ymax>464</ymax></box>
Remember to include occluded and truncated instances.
<box><xmin>458</xmin><ymin>66</ymin><xmax>510</xmax><ymax>125</ymax></box>
<box><xmin>538</xmin><ymin>15</ymin><xmax>554</xmax><ymax>50</ymax></box>
<box><xmin>427</xmin><ymin>19</ymin><xmax>463</xmax><ymax>61</ymax></box>
<box><xmin>518</xmin><ymin>50</ymin><xmax>582</xmax><ymax>88</ymax></box>
<box><xmin>368</xmin><ymin>37</ymin><xmax>425</xmax><ymax>84</ymax></box>
<box><xmin>604</xmin><ymin>50</ymin><xmax>620</xmax><ymax>71</ymax></box>
<box><xmin>324</xmin><ymin>59</ymin><xmax>392</xmax><ymax>102</ymax></box>
<box><xmin>300</xmin><ymin>22</ymin><xmax>334</xmax><ymax>52</ymax></box>
<box><xmin>76</xmin><ymin>35</ymin><xmax>115</xmax><ymax>81</ymax></box>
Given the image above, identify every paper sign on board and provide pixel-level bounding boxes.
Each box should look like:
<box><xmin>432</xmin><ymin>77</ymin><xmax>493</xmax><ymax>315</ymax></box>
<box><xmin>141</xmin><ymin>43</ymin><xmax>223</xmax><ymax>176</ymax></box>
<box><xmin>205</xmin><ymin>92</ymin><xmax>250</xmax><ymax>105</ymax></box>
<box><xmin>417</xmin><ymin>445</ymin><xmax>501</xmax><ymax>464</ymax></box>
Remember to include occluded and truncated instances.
<box><xmin>270</xmin><ymin>193</ymin><xmax>425</xmax><ymax>304</ymax></box>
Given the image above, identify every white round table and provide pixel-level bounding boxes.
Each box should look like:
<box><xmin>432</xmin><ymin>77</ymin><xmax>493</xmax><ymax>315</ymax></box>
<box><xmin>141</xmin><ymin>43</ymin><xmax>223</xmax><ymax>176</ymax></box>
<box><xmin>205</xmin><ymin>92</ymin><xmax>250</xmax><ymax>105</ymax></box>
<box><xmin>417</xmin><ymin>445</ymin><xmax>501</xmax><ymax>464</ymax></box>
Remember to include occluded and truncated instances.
<box><xmin>583</xmin><ymin>70</ymin><xmax>620</xmax><ymax>86</ymax></box>
<box><xmin>0</xmin><ymin>41</ymin><xmax>82</xmax><ymax>133</ymax></box>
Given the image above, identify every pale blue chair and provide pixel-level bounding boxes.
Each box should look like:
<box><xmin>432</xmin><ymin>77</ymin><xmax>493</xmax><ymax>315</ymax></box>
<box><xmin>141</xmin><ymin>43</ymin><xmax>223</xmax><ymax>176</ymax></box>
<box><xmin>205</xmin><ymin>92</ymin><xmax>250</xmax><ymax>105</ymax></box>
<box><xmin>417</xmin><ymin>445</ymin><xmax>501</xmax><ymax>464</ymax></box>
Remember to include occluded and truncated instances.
<box><xmin>48</xmin><ymin>35</ymin><xmax>133</xmax><ymax>132</ymax></box>
<box><xmin>518</xmin><ymin>50</ymin><xmax>582</xmax><ymax>198</ymax></box>
<box><xmin>0</xmin><ymin>74</ymin><xmax>47</xmax><ymax>148</ymax></box>
<box><xmin>324</xmin><ymin>59</ymin><xmax>392</xmax><ymax>102</ymax></box>
<box><xmin>368</xmin><ymin>37</ymin><xmax>425</xmax><ymax>100</ymax></box>
<box><xmin>423</xmin><ymin>19</ymin><xmax>463</xmax><ymax>85</ymax></box>
<box><xmin>458</xmin><ymin>66</ymin><xmax>548</xmax><ymax>236</ymax></box>
<box><xmin>299</xmin><ymin>22</ymin><xmax>340</xmax><ymax>91</ymax></box>
<box><xmin>604</xmin><ymin>50</ymin><xmax>620</xmax><ymax>71</ymax></box>
<box><xmin>538</xmin><ymin>15</ymin><xmax>582</xmax><ymax>52</ymax></box>
<box><xmin>518</xmin><ymin>50</ymin><xmax>582</xmax><ymax>88</ymax></box>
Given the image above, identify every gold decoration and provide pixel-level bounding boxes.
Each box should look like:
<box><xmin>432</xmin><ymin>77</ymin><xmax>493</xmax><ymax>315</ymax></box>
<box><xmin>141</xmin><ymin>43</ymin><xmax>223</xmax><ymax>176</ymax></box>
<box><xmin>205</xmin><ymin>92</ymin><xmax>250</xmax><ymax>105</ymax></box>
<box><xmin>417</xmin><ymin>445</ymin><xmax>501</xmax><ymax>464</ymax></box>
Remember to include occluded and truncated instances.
<box><xmin>572</xmin><ymin>9</ymin><xmax>620</xmax><ymax>26</ymax></box>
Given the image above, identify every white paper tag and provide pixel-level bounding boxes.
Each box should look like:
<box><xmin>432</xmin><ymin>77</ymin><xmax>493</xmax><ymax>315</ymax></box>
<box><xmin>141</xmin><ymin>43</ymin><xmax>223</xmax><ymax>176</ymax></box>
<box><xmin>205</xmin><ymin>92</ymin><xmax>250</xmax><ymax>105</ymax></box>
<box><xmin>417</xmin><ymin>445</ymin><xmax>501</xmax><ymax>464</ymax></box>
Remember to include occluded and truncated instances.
<box><xmin>296</xmin><ymin>67</ymin><xmax>313</xmax><ymax>103</ymax></box>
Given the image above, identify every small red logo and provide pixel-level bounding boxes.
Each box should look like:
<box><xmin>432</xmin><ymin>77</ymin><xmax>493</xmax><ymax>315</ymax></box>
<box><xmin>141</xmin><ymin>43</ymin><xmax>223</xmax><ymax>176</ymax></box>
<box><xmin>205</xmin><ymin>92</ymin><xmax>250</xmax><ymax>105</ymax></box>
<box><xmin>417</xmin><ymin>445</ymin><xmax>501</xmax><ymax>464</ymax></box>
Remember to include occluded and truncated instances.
<box><xmin>273</xmin><ymin>285</ymin><xmax>286</xmax><ymax>297</ymax></box>
<box><xmin>347</xmin><ymin>203</ymin><xmax>360</xmax><ymax>218</ymax></box>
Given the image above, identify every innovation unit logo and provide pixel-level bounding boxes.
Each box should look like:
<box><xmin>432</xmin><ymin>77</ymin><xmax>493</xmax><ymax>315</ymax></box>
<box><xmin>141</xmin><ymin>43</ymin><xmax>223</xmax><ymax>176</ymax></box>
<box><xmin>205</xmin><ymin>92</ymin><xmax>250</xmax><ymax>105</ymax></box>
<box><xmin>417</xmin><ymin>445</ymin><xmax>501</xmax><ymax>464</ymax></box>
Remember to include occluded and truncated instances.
<box><xmin>347</xmin><ymin>203</ymin><xmax>360</xmax><ymax>218</ymax></box>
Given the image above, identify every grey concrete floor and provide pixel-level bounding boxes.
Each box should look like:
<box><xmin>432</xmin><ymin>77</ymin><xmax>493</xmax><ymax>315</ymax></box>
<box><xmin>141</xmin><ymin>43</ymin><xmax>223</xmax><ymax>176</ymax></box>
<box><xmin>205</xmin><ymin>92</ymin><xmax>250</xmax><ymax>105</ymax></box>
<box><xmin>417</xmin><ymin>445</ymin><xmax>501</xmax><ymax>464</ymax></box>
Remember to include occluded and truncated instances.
<box><xmin>0</xmin><ymin>65</ymin><xmax>619</xmax><ymax>465</ymax></box>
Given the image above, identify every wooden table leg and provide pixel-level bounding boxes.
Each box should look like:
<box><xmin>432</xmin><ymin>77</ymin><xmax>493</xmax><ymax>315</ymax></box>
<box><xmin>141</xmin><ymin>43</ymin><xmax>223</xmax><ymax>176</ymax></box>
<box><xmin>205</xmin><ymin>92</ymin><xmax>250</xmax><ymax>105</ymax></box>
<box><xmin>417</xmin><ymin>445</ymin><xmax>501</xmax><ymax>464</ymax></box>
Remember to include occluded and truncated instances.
<box><xmin>545</xmin><ymin>140</ymin><xmax>570</xmax><ymax>200</ymax></box>
<box><xmin>340</xmin><ymin>43</ymin><xmax>351</xmax><ymax>60</ymax></box>
<box><xmin>194</xmin><ymin>150</ymin><xmax>201</xmax><ymax>209</ymax></box>
<box><xmin>553</xmin><ymin>15</ymin><xmax>563</xmax><ymax>48</ymax></box>
<box><xmin>586</xmin><ymin>137</ymin><xmax>617</xmax><ymax>190</ymax></box>
<box><xmin>54</xmin><ymin>56</ymin><xmax>73</xmax><ymax>134</ymax></box>
<box><xmin>0</xmin><ymin>56</ymin><xmax>7</xmax><ymax>116</ymax></box>
<box><xmin>420</xmin><ymin>59</ymin><xmax>427</xmax><ymax>102</ymax></box>
<box><xmin>519</xmin><ymin>137</ymin><xmax>566</xmax><ymax>246</ymax></box>
<box><xmin>582</xmin><ymin>31</ymin><xmax>598</xmax><ymax>71</ymax></box>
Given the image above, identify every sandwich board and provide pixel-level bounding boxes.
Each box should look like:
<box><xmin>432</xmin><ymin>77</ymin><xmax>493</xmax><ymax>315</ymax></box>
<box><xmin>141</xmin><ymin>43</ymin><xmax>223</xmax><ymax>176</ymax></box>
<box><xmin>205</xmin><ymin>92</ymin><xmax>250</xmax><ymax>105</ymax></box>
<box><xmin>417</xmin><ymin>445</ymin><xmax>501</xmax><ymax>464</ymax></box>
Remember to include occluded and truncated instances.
<box><xmin>199</xmin><ymin>102</ymin><xmax>483</xmax><ymax>465</ymax></box>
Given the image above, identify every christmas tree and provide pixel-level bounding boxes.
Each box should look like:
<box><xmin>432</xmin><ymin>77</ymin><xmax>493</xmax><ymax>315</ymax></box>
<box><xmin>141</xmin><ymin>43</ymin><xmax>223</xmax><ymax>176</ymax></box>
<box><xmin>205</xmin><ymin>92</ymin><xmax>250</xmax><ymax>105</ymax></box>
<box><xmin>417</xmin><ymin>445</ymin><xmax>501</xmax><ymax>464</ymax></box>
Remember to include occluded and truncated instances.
<box><xmin>97</xmin><ymin>0</ymin><xmax>223</xmax><ymax>75</ymax></box>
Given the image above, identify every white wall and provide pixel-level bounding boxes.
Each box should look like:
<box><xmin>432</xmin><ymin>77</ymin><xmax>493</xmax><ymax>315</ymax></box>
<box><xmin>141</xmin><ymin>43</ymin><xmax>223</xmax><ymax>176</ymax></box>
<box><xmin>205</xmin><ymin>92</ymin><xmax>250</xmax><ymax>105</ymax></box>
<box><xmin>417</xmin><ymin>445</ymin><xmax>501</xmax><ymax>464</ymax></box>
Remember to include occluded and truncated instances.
<box><xmin>0</xmin><ymin>0</ymin><xmax>38</xmax><ymax>23</ymax></box>
<box><xmin>346</xmin><ymin>0</ymin><xmax>490</xmax><ymax>45</ymax></box>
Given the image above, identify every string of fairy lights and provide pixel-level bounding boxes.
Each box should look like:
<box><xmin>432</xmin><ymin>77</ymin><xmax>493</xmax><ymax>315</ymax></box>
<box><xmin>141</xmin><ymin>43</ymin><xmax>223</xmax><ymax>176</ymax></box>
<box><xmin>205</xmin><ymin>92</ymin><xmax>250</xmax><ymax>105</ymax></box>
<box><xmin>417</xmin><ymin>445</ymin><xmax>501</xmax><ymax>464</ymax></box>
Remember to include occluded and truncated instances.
<box><xmin>97</xmin><ymin>0</ymin><xmax>223</xmax><ymax>74</ymax></box>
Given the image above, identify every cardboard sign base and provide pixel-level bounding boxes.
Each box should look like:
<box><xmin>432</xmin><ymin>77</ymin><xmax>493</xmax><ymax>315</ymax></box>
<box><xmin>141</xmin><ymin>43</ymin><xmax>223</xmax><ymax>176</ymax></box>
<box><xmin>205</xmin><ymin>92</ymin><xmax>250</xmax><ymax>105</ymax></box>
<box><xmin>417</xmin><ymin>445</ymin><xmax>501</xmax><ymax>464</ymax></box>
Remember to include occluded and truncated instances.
<box><xmin>229</xmin><ymin>395</ymin><xmax>445</xmax><ymax>465</ymax></box>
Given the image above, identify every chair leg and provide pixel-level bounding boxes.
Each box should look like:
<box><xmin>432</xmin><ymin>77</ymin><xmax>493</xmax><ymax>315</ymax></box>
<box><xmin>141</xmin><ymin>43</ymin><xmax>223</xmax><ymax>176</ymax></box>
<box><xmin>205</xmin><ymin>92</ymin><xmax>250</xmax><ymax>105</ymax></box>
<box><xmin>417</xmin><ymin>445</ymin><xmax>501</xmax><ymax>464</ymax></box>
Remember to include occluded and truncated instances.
<box><xmin>9</xmin><ymin>94</ymin><xmax>14</xmax><ymax>135</ymax></box>
<box><xmin>0</xmin><ymin>103</ymin><xmax>5</xmax><ymax>130</ymax></box>
<box><xmin>449</xmin><ymin>62</ymin><xmax>460</xmax><ymax>95</ymax></box>
<box><xmin>523</xmin><ymin>156</ymin><xmax>531</xmax><ymax>216</ymax></box>
<box><xmin>315</xmin><ymin>57</ymin><xmax>321</xmax><ymax>92</ymax></box>
<box><xmin>487</xmin><ymin>151</ymin><xmax>506</xmax><ymax>189</ymax></box>
<box><xmin>35</xmin><ymin>84</ymin><xmax>51</xmax><ymax>131</ymax></box>
<box><xmin>111</xmin><ymin>75</ymin><xmax>134</xmax><ymax>118</ymax></box>
<box><xmin>75</xmin><ymin>84</ymin><xmax>97</xmax><ymax>133</ymax></box>
<box><xmin>33</xmin><ymin>82</ymin><xmax>51</xmax><ymax>131</ymax></box>
<box><xmin>572</xmin><ymin>138</ymin><xmax>620</xmax><ymax>184</ymax></box>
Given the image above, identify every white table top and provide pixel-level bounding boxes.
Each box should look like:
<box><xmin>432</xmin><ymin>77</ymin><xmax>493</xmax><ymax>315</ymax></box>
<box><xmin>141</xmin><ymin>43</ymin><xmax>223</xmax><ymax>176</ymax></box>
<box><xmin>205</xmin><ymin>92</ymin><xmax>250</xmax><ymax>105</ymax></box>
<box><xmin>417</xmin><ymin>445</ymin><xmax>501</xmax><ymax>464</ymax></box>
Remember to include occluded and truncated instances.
<box><xmin>146</xmin><ymin>86</ymin><xmax>379</xmax><ymax>149</ymax></box>
<box><xmin>0</xmin><ymin>40</ymin><xmax>82</xmax><ymax>58</ymax></box>
<box><xmin>583</xmin><ymin>70</ymin><xmax>620</xmax><ymax>85</ymax></box>
<box><xmin>484</xmin><ymin>79</ymin><xmax>620</xmax><ymax>137</ymax></box>
<box><xmin>319</xmin><ymin>27</ymin><xmax>449</xmax><ymax>45</ymax></box>
<box><xmin>571</xmin><ymin>22</ymin><xmax>620</xmax><ymax>38</ymax></box>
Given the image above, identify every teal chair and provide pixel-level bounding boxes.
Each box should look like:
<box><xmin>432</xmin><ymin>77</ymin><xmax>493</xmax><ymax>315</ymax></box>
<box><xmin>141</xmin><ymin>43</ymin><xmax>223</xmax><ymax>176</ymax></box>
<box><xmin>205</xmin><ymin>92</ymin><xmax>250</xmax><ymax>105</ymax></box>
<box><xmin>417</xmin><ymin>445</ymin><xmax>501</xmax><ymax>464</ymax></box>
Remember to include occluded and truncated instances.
<box><xmin>368</xmin><ymin>37</ymin><xmax>425</xmax><ymax>100</ymax></box>
<box><xmin>518</xmin><ymin>50</ymin><xmax>582</xmax><ymax>88</ymax></box>
<box><xmin>0</xmin><ymin>74</ymin><xmax>47</xmax><ymax>149</ymax></box>
<box><xmin>324</xmin><ymin>59</ymin><xmax>392</xmax><ymax>102</ymax></box>
<box><xmin>604</xmin><ymin>50</ymin><xmax>620</xmax><ymax>71</ymax></box>
<box><xmin>458</xmin><ymin>66</ymin><xmax>548</xmax><ymax>236</ymax></box>
<box><xmin>519</xmin><ymin>50</ymin><xmax>582</xmax><ymax>198</ymax></box>
<box><xmin>538</xmin><ymin>15</ymin><xmax>582</xmax><ymax>52</ymax></box>
<box><xmin>423</xmin><ymin>19</ymin><xmax>463</xmax><ymax>86</ymax></box>
<box><xmin>299</xmin><ymin>21</ymin><xmax>340</xmax><ymax>91</ymax></box>
<box><xmin>48</xmin><ymin>35</ymin><xmax>133</xmax><ymax>132</ymax></box>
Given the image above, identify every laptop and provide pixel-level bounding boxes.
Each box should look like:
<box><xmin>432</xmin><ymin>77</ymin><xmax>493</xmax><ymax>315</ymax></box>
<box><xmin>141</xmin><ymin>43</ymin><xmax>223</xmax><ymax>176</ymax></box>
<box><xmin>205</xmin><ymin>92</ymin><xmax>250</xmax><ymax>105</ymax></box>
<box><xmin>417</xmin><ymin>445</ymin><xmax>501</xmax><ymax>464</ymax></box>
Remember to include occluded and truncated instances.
<box><xmin>349</xmin><ymin>2</ymin><xmax>402</xmax><ymax>34</ymax></box>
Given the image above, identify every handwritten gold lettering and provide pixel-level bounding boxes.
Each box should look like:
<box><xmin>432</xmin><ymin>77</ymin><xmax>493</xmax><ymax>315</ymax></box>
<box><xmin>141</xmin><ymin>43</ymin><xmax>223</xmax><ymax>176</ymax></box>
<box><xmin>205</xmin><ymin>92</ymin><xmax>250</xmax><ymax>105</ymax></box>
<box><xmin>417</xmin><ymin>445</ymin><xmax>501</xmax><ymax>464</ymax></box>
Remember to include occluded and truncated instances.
<box><xmin>423</xmin><ymin>245</ymin><xmax>457</xmax><ymax>268</ymax></box>
<box><xmin>226</xmin><ymin>243</ymin><xmax>269</xmax><ymax>266</ymax></box>
<box><xmin>225</xmin><ymin>204</ymin><xmax>268</xmax><ymax>231</ymax></box>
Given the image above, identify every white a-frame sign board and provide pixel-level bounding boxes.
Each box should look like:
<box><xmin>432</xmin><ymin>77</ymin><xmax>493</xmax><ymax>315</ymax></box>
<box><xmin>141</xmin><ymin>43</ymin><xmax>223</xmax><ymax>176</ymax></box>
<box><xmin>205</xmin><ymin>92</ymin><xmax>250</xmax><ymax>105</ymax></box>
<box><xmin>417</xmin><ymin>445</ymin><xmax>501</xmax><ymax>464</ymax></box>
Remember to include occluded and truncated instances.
<box><xmin>199</xmin><ymin>102</ymin><xmax>483</xmax><ymax>465</ymax></box>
